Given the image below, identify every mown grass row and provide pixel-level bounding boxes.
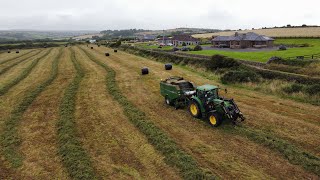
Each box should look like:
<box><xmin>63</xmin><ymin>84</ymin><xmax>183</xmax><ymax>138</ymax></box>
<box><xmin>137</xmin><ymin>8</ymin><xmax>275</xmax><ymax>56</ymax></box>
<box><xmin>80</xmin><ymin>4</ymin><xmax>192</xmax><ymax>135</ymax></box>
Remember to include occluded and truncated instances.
<box><xmin>224</xmin><ymin>126</ymin><xmax>320</xmax><ymax>176</ymax></box>
<box><xmin>0</xmin><ymin>50</ymin><xmax>35</xmax><ymax>65</ymax></box>
<box><xmin>56</xmin><ymin>48</ymin><xmax>97</xmax><ymax>179</ymax></box>
<box><xmin>0</xmin><ymin>51</ymin><xmax>41</xmax><ymax>76</ymax></box>
<box><xmin>0</xmin><ymin>49</ymin><xmax>52</xmax><ymax>96</ymax></box>
<box><xmin>0</xmin><ymin>48</ymin><xmax>62</xmax><ymax>168</ymax></box>
<box><xmin>80</xmin><ymin>46</ymin><xmax>215</xmax><ymax>180</ymax></box>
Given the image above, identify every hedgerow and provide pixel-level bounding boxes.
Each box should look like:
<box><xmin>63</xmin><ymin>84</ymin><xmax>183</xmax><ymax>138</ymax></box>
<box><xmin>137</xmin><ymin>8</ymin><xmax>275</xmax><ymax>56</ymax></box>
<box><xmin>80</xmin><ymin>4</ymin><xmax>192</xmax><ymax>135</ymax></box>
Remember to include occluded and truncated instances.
<box><xmin>0</xmin><ymin>48</ymin><xmax>62</xmax><ymax>168</ymax></box>
<box><xmin>221</xmin><ymin>70</ymin><xmax>261</xmax><ymax>84</ymax></box>
<box><xmin>0</xmin><ymin>49</ymin><xmax>53</xmax><ymax>95</ymax></box>
<box><xmin>56</xmin><ymin>48</ymin><xmax>97</xmax><ymax>179</ymax></box>
<box><xmin>0</xmin><ymin>51</ymin><xmax>41</xmax><ymax>75</ymax></box>
<box><xmin>80</xmin><ymin>46</ymin><xmax>216</xmax><ymax>180</ymax></box>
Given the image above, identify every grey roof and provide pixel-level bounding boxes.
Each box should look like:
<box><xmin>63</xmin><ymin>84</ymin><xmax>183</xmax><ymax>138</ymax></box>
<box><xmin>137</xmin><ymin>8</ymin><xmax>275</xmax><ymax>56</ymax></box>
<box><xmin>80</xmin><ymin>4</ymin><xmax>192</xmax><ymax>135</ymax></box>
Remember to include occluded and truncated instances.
<box><xmin>213</xmin><ymin>32</ymin><xmax>274</xmax><ymax>42</ymax></box>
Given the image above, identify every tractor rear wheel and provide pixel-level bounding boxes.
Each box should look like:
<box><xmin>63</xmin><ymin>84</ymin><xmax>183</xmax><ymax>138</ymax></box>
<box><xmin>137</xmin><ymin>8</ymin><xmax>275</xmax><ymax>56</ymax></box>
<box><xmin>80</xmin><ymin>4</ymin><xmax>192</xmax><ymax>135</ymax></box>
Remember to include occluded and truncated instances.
<box><xmin>188</xmin><ymin>101</ymin><xmax>201</xmax><ymax>118</ymax></box>
<box><xmin>208</xmin><ymin>112</ymin><xmax>222</xmax><ymax>127</ymax></box>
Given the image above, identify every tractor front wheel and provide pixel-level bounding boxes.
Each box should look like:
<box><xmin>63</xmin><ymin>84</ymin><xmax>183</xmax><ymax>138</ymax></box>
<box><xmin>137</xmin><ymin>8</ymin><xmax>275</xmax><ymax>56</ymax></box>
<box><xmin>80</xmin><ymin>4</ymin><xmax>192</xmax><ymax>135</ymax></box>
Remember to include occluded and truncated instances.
<box><xmin>208</xmin><ymin>112</ymin><xmax>222</xmax><ymax>127</ymax></box>
<box><xmin>188</xmin><ymin>101</ymin><xmax>201</xmax><ymax>118</ymax></box>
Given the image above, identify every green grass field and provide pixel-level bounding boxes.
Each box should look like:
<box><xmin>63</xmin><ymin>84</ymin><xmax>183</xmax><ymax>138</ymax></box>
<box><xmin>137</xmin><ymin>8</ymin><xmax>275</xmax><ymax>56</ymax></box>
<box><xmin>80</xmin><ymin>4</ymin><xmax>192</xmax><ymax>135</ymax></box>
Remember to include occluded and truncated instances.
<box><xmin>188</xmin><ymin>39</ymin><xmax>320</xmax><ymax>62</ymax></box>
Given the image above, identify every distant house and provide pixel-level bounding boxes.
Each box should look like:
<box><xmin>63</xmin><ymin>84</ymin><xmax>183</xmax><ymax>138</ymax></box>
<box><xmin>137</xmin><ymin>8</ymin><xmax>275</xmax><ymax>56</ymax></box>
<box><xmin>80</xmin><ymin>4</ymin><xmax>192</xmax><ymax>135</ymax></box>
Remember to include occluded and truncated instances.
<box><xmin>172</xmin><ymin>35</ymin><xmax>200</xmax><ymax>46</ymax></box>
<box><xmin>157</xmin><ymin>36</ymin><xmax>173</xmax><ymax>45</ymax></box>
<box><xmin>138</xmin><ymin>35</ymin><xmax>156</xmax><ymax>42</ymax></box>
<box><xmin>212</xmin><ymin>32</ymin><xmax>274</xmax><ymax>49</ymax></box>
<box><xmin>89</xmin><ymin>39</ymin><xmax>96</xmax><ymax>44</ymax></box>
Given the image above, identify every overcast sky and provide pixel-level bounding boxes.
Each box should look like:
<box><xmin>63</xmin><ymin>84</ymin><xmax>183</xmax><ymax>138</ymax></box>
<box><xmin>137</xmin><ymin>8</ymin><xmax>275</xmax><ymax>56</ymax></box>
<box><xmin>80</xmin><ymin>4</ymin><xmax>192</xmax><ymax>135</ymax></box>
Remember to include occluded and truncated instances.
<box><xmin>0</xmin><ymin>0</ymin><xmax>319</xmax><ymax>31</ymax></box>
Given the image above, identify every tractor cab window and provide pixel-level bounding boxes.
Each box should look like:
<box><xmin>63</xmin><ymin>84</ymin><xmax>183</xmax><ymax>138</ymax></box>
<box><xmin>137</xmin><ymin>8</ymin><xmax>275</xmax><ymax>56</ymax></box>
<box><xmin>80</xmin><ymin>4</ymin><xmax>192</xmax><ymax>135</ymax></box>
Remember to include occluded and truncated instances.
<box><xmin>205</xmin><ymin>89</ymin><xmax>218</xmax><ymax>99</ymax></box>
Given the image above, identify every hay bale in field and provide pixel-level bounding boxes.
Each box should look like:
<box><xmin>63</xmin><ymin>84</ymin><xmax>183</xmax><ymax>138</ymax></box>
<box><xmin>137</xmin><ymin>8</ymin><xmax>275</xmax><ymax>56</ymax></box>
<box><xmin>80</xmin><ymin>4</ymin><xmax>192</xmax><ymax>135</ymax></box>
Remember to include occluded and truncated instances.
<box><xmin>114</xmin><ymin>49</ymin><xmax>117</xmax><ymax>53</ymax></box>
<box><xmin>278</xmin><ymin>45</ymin><xmax>287</xmax><ymax>51</ymax></box>
<box><xmin>141</xmin><ymin>67</ymin><xmax>149</xmax><ymax>75</ymax></box>
<box><xmin>165</xmin><ymin>63</ymin><xmax>172</xmax><ymax>70</ymax></box>
<box><xmin>7</xmin><ymin>50</ymin><xmax>10</xmax><ymax>53</ymax></box>
<box><xmin>16</xmin><ymin>50</ymin><xmax>19</xmax><ymax>53</ymax></box>
<box><xmin>105</xmin><ymin>53</ymin><xmax>110</xmax><ymax>56</ymax></box>
<box><xmin>98</xmin><ymin>45</ymin><xmax>100</xmax><ymax>47</ymax></box>
<box><xmin>91</xmin><ymin>47</ymin><xmax>94</xmax><ymax>49</ymax></box>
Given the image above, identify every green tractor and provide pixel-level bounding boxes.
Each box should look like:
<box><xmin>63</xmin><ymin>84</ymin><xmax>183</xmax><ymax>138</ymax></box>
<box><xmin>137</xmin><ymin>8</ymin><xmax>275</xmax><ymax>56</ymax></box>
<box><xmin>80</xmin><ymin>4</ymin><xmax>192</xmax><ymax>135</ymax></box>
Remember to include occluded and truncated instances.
<box><xmin>160</xmin><ymin>76</ymin><xmax>245</xmax><ymax>127</ymax></box>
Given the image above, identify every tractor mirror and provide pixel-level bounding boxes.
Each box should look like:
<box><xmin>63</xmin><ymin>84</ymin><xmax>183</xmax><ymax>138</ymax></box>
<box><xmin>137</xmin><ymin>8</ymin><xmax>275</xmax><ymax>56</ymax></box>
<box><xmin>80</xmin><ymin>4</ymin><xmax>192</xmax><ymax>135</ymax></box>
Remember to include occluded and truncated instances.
<box><xmin>225</xmin><ymin>89</ymin><xmax>228</xmax><ymax>94</ymax></box>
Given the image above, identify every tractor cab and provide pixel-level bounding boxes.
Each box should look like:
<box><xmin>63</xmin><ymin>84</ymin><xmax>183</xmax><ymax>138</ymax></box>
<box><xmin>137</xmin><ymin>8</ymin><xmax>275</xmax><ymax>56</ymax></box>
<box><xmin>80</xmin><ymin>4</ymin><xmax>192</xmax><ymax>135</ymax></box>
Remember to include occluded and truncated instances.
<box><xmin>196</xmin><ymin>85</ymin><xmax>219</xmax><ymax>100</ymax></box>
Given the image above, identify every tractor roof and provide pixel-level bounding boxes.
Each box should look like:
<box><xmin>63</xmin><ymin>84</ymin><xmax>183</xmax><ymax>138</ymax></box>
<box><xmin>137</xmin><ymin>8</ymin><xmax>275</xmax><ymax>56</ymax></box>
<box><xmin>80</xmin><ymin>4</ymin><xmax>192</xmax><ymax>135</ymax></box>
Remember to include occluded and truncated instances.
<box><xmin>197</xmin><ymin>84</ymin><xmax>218</xmax><ymax>91</ymax></box>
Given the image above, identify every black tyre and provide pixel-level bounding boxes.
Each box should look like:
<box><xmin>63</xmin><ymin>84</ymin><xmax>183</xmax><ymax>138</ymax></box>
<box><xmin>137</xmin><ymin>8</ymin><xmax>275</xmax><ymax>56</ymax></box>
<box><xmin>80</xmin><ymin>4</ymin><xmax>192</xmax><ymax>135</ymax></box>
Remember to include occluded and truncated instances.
<box><xmin>188</xmin><ymin>101</ymin><xmax>202</xmax><ymax>118</ymax></box>
<box><xmin>207</xmin><ymin>112</ymin><xmax>222</xmax><ymax>127</ymax></box>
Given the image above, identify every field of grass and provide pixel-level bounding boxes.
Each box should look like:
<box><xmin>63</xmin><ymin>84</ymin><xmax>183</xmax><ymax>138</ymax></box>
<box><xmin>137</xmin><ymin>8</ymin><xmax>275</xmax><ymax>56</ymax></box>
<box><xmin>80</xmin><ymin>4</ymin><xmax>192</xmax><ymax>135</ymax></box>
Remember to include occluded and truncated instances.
<box><xmin>193</xmin><ymin>27</ymin><xmax>320</xmax><ymax>38</ymax></box>
<box><xmin>188</xmin><ymin>39</ymin><xmax>320</xmax><ymax>62</ymax></box>
<box><xmin>0</xmin><ymin>45</ymin><xmax>319</xmax><ymax>179</ymax></box>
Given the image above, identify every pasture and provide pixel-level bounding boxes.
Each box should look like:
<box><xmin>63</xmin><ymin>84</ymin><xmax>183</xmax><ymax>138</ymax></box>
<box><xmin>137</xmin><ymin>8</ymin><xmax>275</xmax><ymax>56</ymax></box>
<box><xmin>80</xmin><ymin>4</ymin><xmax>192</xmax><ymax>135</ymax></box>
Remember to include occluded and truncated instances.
<box><xmin>0</xmin><ymin>46</ymin><xmax>319</xmax><ymax>179</ymax></box>
<box><xmin>193</xmin><ymin>27</ymin><xmax>320</xmax><ymax>38</ymax></box>
<box><xmin>188</xmin><ymin>39</ymin><xmax>320</xmax><ymax>62</ymax></box>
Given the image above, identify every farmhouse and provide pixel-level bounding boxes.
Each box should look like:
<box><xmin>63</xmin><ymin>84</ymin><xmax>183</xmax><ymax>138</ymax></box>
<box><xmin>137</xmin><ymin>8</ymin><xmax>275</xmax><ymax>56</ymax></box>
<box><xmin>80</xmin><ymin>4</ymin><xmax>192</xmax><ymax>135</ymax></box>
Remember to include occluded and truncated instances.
<box><xmin>212</xmin><ymin>32</ymin><xmax>274</xmax><ymax>49</ymax></box>
<box><xmin>172</xmin><ymin>35</ymin><xmax>200</xmax><ymax>46</ymax></box>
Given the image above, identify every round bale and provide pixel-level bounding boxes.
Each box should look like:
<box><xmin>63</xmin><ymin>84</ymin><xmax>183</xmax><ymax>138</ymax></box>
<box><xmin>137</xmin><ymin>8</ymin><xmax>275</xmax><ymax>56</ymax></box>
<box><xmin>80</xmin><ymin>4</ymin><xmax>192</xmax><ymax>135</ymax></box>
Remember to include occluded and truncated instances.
<box><xmin>8</xmin><ymin>50</ymin><xmax>11</xmax><ymax>53</ymax></box>
<box><xmin>105</xmin><ymin>53</ymin><xmax>110</xmax><ymax>56</ymax></box>
<box><xmin>114</xmin><ymin>49</ymin><xmax>118</xmax><ymax>53</ymax></box>
<box><xmin>16</xmin><ymin>50</ymin><xmax>20</xmax><ymax>53</ymax></box>
<box><xmin>165</xmin><ymin>63</ymin><xmax>172</xmax><ymax>70</ymax></box>
<box><xmin>91</xmin><ymin>47</ymin><xmax>94</xmax><ymax>49</ymax></box>
<box><xmin>141</xmin><ymin>67</ymin><xmax>149</xmax><ymax>75</ymax></box>
<box><xmin>98</xmin><ymin>45</ymin><xmax>101</xmax><ymax>47</ymax></box>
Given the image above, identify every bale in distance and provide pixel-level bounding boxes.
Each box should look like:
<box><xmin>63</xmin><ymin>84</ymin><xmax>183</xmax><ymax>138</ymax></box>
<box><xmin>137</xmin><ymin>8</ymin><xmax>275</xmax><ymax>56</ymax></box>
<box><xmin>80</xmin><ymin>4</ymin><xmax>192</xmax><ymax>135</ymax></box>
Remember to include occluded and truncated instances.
<box><xmin>91</xmin><ymin>47</ymin><xmax>94</xmax><ymax>49</ymax></box>
<box><xmin>165</xmin><ymin>63</ymin><xmax>172</xmax><ymax>70</ymax></box>
<box><xmin>105</xmin><ymin>53</ymin><xmax>110</xmax><ymax>56</ymax></box>
<box><xmin>141</xmin><ymin>67</ymin><xmax>149</xmax><ymax>75</ymax></box>
<box><xmin>16</xmin><ymin>50</ymin><xmax>20</xmax><ymax>53</ymax></box>
<box><xmin>114</xmin><ymin>49</ymin><xmax>118</xmax><ymax>53</ymax></box>
<box><xmin>8</xmin><ymin>49</ymin><xmax>10</xmax><ymax>53</ymax></box>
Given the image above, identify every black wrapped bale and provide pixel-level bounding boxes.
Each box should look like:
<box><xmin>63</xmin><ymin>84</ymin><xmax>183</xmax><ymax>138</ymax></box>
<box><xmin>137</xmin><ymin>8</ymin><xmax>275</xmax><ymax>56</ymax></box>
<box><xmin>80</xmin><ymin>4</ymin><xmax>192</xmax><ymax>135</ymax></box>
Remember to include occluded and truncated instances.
<box><xmin>91</xmin><ymin>47</ymin><xmax>94</xmax><ymax>49</ymax></box>
<box><xmin>8</xmin><ymin>50</ymin><xmax>10</xmax><ymax>53</ymax></box>
<box><xmin>105</xmin><ymin>53</ymin><xmax>110</xmax><ymax>56</ymax></box>
<box><xmin>165</xmin><ymin>63</ymin><xmax>172</xmax><ymax>70</ymax></box>
<box><xmin>141</xmin><ymin>67</ymin><xmax>149</xmax><ymax>75</ymax></box>
<box><xmin>114</xmin><ymin>49</ymin><xmax>118</xmax><ymax>52</ymax></box>
<box><xmin>98</xmin><ymin>45</ymin><xmax>100</xmax><ymax>47</ymax></box>
<box><xmin>16</xmin><ymin>51</ymin><xmax>19</xmax><ymax>53</ymax></box>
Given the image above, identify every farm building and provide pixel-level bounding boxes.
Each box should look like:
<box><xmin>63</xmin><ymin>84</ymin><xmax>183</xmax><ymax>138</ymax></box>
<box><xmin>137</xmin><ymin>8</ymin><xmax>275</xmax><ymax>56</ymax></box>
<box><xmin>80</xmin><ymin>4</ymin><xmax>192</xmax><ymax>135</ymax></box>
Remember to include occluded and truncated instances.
<box><xmin>212</xmin><ymin>32</ymin><xmax>274</xmax><ymax>49</ymax></box>
<box><xmin>157</xmin><ymin>36</ymin><xmax>173</xmax><ymax>45</ymax></box>
<box><xmin>137</xmin><ymin>35</ymin><xmax>157</xmax><ymax>42</ymax></box>
<box><xmin>172</xmin><ymin>35</ymin><xmax>200</xmax><ymax>46</ymax></box>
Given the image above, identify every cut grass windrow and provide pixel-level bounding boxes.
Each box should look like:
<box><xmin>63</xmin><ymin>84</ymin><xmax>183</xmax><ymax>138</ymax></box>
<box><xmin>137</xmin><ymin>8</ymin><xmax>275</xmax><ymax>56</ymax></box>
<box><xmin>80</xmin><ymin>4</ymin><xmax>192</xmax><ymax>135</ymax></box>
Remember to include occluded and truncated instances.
<box><xmin>80</xmin><ymin>46</ymin><xmax>216</xmax><ymax>180</ymax></box>
<box><xmin>0</xmin><ymin>50</ymin><xmax>41</xmax><ymax>76</ymax></box>
<box><xmin>0</xmin><ymin>49</ymin><xmax>52</xmax><ymax>96</ymax></box>
<box><xmin>224</xmin><ymin>126</ymin><xmax>320</xmax><ymax>176</ymax></box>
<box><xmin>0</xmin><ymin>48</ymin><xmax>62</xmax><ymax>168</ymax></box>
<box><xmin>0</xmin><ymin>50</ymin><xmax>35</xmax><ymax>65</ymax></box>
<box><xmin>56</xmin><ymin>48</ymin><xmax>97</xmax><ymax>180</ymax></box>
